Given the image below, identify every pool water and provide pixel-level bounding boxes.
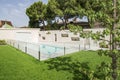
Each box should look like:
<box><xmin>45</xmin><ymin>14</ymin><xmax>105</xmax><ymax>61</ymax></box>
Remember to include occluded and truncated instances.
<box><xmin>40</xmin><ymin>44</ymin><xmax>64</xmax><ymax>54</ymax></box>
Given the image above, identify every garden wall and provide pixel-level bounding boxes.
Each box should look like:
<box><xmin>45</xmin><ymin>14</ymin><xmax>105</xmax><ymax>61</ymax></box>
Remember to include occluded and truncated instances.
<box><xmin>0</xmin><ymin>28</ymin><xmax>40</xmax><ymax>42</ymax></box>
<box><xmin>0</xmin><ymin>28</ymin><xmax>109</xmax><ymax>50</ymax></box>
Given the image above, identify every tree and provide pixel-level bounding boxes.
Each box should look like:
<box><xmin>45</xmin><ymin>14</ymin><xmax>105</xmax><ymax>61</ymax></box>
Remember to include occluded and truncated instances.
<box><xmin>69</xmin><ymin>0</ymin><xmax>120</xmax><ymax>80</ymax></box>
<box><xmin>46</xmin><ymin>0</ymin><xmax>62</xmax><ymax>20</ymax></box>
<box><xmin>25</xmin><ymin>0</ymin><xmax>120</xmax><ymax>79</ymax></box>
<box><xmin>45</xmin><ymin>0</ymin><xmax>62</xmax><ymax>30</ymax></box>
<box><xmin>26</xmin><ymin>1</ymin><xmax>46</xmax><ymax>29</ymax></box>
<box><xmin>47</xmin><ymin>0</ymin><xmax>79</xmax><ymax>29</ymax></box>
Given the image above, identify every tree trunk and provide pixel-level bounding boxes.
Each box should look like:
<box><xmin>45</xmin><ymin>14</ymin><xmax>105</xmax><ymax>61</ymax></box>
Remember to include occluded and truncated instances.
<box><xmin>61</xmin><ymin>18</ymin><xmax>65</xmax><ymax>29</ymax></box>
<box><xmin>111</xmin><ymin>0</ymin><xmax>117</xmax><ymax>80</ymax></box>
<box><xmin>64</xmin><ymin>16</ymin><xmax>68</xmax><ymax>29</ymax></box>
<box><xmin>42</xmin><ymin>20</ymin><xmax>45</xmax><ymax>30</ymax></box>
<box><xmin>111</xmin><ymin>54</ymin><xmax>117</xmax><ymax>80</ymax></box>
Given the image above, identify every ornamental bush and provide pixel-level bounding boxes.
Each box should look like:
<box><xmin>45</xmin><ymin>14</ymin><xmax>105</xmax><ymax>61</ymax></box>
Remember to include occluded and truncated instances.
<box><xmin>0</xmin><ymin>40</ymin><xmax>6</xmax><ymax>45</ymax></box>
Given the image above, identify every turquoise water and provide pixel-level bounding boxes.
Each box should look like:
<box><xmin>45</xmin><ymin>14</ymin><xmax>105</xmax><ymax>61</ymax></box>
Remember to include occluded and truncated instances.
<box><xmin>40</xmin><ymin>44</ymin><xmax>64</xmax><ymax>54</ymax></box>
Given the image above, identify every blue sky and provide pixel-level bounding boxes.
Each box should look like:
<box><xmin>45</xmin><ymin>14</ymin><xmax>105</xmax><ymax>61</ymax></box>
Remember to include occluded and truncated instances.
<box><xmin>0</xmin><ymin>0</ymin><xmax>48</xmax><ymax>27</ymax></box>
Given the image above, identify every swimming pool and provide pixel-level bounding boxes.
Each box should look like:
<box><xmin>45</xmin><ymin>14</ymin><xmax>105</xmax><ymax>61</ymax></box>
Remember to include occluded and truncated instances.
<box><xmin>40</xmin><ymin>44</ymin><xmax>64</xmax><ymax>54</ymax></box>
<box><xmin>7</xmin><ymin>40</ymin><xmax>84</xmax><ymax>60</ymax></box>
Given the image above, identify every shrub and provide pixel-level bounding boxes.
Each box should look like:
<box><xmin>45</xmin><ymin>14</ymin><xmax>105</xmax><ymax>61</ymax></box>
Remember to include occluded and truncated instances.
<box><xmin>46</xmin><ymin>31</ymin><xmax>51</xmax><ymax>34</ymax></box>
<box><xmin>0</xmin><ymin>40</ymin><xmax>6</xmax><ymax>45</ymax></box>
<box><xmin>99</xmin><ymin>42</ymin><xmax>108</xmax><ymax>48</ymax></box>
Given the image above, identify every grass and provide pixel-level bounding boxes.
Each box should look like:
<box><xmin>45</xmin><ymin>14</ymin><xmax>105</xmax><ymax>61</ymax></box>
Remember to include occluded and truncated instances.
<box><xmin>0</xmin><ymin>45</ymin><xmax>117</xmax><ymax>80</ymax></box>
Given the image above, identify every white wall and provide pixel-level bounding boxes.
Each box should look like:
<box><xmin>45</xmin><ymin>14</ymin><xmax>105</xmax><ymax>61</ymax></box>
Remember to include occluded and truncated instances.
<box><xmin>39</xmin><ymin>30</ymin><xmax>81</xmax><ymax>42</ymax></box>
<box><xmin>0</xmin><ymin>28</ymin><xmax>109</xmax><ymax>49</ymax></box>
<box><xmin>38</xmin><ymin>28</ymin><xmax>109</xmax><ymax>50</ymax></box>
<box><xmin>0</xmin><ymin>29</ymin><xmax>15</xmax><ymax>40</ymax></box>
<box><xmin>39</xmin><ymin>29</ymin><xmax>107</xmax><ymax>42</ymax></box>
<box><xmin>0</xmin><ymin>28</ymin><xmax>40</xmax><ymax>43</ymax></box>
<box><xmin>14</xmin><ymin>28</ymin><xmax>40</xmax><ymax>42</ymax></box>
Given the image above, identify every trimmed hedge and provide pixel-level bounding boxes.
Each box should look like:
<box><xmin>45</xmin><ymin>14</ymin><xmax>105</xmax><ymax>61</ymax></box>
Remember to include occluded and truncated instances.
<box><xmin>0</xmin><ymin>40</ymin><xmax>6</xmax><ymax>45</ymax></box>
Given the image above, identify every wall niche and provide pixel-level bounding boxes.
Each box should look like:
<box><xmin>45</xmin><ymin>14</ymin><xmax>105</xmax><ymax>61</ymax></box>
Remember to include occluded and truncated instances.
<box><xmin>42</xmin><ymin>36</ymin><xmax>45</xmax><ymax>40</ymax></box>
<box><xmin>61</xmin><ymin>34</ymin><xmax>69</xmax><ymax>37</ymax></box>
<box><xmin>71</xmin><ymin>37</ymin><xmax>80</xmax><ymax>41</ymax></box>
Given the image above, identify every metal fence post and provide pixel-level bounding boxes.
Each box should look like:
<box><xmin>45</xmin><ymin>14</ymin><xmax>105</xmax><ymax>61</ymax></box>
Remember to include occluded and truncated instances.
<box><xmin>84</xmin><ymin>44</ymin><xmax>86</xmax><ymax>50</ymax></box>
<box><xmin>79</xmin><ymin>44</ymin><xmax>80</xmax><ymax>51</ymax></box>
<box><xmin>18</xmin><ymin>43</ymin><xmax>19</xmax><ymax>49</ymax></box>
<box><xmin>64</xmin><ymin>46</ymin><xmax>66</xmax><ymax>55</ymax></box>
<box><xmin>13</xmin><ymin>42</ymin><xmax>14</xmax><ymax>47</ymax></box>
<box><xmin>89</xmin><ymin>44</ymin><xmax>90</xmax><ymax>49</ymax></box>
<box><xmin>25</xmin><ymin>42</ymin><xmax>27</xmax><ymax>53</ymax></box>
<box><xmin>10</xmin><ymin>40</ymin><xmax>11</xmax><ymax>45</ymax></box>
<box><xmin>38</xmin><ymin>45</ymin><xmax>41</xmax><ymax>60</ymax></box>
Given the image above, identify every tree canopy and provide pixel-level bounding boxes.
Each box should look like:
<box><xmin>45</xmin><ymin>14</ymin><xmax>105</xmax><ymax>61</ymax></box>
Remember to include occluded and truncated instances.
<box><xmin>26</xmin><ymin>0</ymin><xmax>86</xmax><ymax>29</ymax></box>
<box><xmin>69</xmin><ymin>0</ymin><xmax>120</xmax><ymax>80</ymax></box>
<box><xmin>26</xmin><ymin>1</ymin><xmax>46</xmax><ymax>28</ymax></box>
<box><xmin>26</xmin><ymin>0</ymin><xmax>120</xmax><ymax>80</ymax></box>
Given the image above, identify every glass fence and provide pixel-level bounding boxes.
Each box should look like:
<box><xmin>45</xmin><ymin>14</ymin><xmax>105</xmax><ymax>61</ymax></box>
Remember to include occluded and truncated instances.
<box><xmin>6</xmin><ymin>40</ymin><xmax>98</xmax><ymax>60</ymax></box>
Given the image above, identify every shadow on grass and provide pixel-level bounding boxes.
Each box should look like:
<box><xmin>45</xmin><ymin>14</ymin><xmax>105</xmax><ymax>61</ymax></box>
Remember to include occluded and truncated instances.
<box><xmin>45</xmin><ymin>57</ymin><xmax>91</xmax><ymax>80</ymax></box>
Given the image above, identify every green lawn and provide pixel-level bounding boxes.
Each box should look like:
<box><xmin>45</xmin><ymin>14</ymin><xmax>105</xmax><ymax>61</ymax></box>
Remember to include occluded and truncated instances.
<box><xmin>0</xmin><ymin>45</ymin><xmax>117</xmax><ymax>80</ymax></box>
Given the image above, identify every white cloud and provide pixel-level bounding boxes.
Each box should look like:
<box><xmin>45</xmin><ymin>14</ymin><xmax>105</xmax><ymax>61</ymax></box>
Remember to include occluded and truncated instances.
<box><xmin>0</xmin><ymin>0</ymin><xmax>48</xmax><ymax>27</ymax></box>
<box><xmin>0</xmin><ymin>5</ymin><xmax>27</xmax><ymax>27</ymax></box>
<box><xmin>0</xmin><ymin>1</ymin><xmax>32</xmax><ymax>27</ymax></box>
